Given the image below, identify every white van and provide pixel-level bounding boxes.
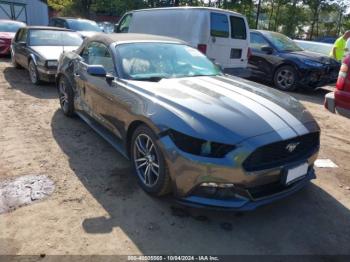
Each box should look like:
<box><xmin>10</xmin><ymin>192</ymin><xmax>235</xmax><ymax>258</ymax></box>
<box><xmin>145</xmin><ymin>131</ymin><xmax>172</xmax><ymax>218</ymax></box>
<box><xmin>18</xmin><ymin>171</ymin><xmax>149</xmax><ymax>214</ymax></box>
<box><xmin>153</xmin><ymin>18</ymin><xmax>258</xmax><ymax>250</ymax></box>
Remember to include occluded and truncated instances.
<box><xmin>115</xmin><ymin>7</ymin><xmax>250</xmax><ymax>75</ymax></box>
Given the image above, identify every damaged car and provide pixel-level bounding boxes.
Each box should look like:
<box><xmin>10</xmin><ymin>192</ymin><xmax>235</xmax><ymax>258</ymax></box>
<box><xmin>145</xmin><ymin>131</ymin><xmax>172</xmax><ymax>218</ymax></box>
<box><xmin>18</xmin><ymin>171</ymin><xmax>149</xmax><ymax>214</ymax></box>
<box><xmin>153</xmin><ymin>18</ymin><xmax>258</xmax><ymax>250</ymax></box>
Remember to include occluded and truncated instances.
<box><xmin>56</xmin><ymin>33</ymin><xmax>320</xmax><ymax>210</ymax></box>
<box><xmin>249</xmin><ymin>30</ymin><xmax>340</xmax><ymax>91</ymax></box>
<box><xmin>11</xmin><ymin>26</ymin><xmax>83</xmax><ymax>84</ymax></box>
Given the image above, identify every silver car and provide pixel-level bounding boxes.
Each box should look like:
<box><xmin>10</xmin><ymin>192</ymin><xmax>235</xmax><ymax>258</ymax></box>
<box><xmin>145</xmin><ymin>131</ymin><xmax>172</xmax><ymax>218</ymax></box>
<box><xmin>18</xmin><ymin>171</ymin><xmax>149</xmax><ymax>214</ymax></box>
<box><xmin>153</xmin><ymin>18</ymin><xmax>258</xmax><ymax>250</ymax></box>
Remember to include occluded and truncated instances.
<box><xmin>56</xmin><ymin>33</ymin><xmax>320</xmax><ymax>210</ymax></box>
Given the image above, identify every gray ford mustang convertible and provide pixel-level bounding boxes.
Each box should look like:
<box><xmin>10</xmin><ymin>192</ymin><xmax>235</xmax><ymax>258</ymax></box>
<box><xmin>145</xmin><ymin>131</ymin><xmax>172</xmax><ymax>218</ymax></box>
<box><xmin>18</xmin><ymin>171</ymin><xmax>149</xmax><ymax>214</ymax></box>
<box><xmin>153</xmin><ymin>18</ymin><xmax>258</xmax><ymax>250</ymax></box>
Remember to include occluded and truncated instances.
<box><xmin>56</xmin><ymin>33</ymin><xmax>320</xmax><ymax>210</ymax></box>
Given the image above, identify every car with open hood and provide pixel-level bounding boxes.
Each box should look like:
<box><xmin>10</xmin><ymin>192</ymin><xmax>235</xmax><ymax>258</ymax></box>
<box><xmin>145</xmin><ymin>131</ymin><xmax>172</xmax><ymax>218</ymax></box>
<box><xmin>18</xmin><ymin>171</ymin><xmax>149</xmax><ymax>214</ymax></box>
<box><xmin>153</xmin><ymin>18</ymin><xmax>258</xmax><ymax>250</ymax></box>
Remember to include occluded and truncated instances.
<box><xmin>249</xmin><ymin>30</ymin><xmax>340</xmax><ymax>91</ymax></box>
<box><xmin>56</xmin><ymin>33</ymin><xmax>320</xmax><ymax>210</ymax></box>
<box><xmin>0</xmin><ymin>19</ymin><xmax>25</xmax><ymax>55</ymax></box>
<box><xmin>11</xmin><ymin>26</ymin><xmax>83</xmax><ymax>84</ymax></box>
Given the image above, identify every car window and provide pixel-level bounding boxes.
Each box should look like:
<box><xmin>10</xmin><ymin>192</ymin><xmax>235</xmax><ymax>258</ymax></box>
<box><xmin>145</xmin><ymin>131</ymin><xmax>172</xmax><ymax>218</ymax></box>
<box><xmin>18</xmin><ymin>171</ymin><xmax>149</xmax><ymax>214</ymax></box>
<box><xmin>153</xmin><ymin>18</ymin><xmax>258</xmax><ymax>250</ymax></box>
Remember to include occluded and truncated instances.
<box><xmin>116</xmin><ymin>43</ymin><xmax>221</xmax><ymax>80</ymax></box>
<box><xmin>67</xmin><ymin>19</ymin><xmax>102</xmax><ymax>32</ymax></box>
<box><xmin>210</xmin><ymin>13</ymin><xmax>229</xmax><ymax>38</ymax></box>
<box><xmin>250</xmin><ymin>33</ymin><xmax>270</xmax><ymax>50</ymax></box>
<box><xmin>48</xmin><ymin>19</ymin><xmax>54</xmax><ymax>26</ymax></box>
<box><xmin>55</xmin><ymin>19</ymin><xmax>65</xmax><ymax>28</ymax></box>
<box><xmin>17</xmin><ymin>28</ymin><xmax>27</xmax><ymax>43</ymax></box>
<box><xmin>28</xmin><ymin>30</ymin><xmax>82</xmax><ymax>46</ymax></box>
<box><xmin>230</xmin><ymin>16</ymin><xmax>246</xmax><ymax>39</ymax></box>
<box><xmin>264</xmin><ymin>31</ymin><xmax>302</xmax><ymax>52</ymax></box>
<box><xmin>118</xmin><ymin>14</ymin><xmax>132</xmax><ymax>33</ymax></box>
<box><xmin>83</xmin><ymin>42</ymin><xmax>115</xmax><ymax>74</ymax></box>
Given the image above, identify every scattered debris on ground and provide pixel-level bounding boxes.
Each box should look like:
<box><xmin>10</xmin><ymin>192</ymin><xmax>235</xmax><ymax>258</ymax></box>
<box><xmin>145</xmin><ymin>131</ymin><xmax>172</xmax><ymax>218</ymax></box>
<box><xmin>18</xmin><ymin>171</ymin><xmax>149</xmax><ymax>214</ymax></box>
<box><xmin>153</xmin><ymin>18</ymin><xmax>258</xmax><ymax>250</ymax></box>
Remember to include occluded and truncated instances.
<box><xmin>315</xmin><ymin>159</ymin><xmax>338</xmax><ymax>168</ymax></box>
<box><xmin>0</xmin><ymin>175</ymin><xmax>54</xmax><ymax>214</ymax></box>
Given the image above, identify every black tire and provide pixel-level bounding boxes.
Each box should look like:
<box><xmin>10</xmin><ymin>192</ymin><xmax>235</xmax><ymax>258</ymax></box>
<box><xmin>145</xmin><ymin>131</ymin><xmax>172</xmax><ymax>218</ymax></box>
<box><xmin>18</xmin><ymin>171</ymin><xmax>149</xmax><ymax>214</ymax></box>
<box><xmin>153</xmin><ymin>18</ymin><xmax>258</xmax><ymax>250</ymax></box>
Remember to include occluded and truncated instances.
<box><xmin>273</xmin><ymin>65</ymin><xmax>298</xmax><ymax>91</ymax></box>
<box><xmin>58</xmin><ymin>76</ymin><xmax>75</xmax><ymax>117</ymax></box>
<box><xmin>130</xmin><ymin>125</ymin><xmax>171</xmax><ymax>196</ymax></box>
<box><xmin>28</xmin><ymin>60</ymin><xmax>41</xmax><ymax>85</ymax></box>
<box><xmin>11</xmin><ymin>50</ymin><xmax>21</xmax><ymax>69</ymax></box>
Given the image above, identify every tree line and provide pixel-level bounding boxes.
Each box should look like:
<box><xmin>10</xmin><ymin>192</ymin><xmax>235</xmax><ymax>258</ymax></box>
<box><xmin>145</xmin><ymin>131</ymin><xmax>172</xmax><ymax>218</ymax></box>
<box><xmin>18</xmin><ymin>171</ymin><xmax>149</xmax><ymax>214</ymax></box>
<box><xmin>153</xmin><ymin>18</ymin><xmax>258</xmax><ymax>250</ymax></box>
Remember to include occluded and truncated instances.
<box><xmin>48</xmin><ymin>0</ymin><xmax>350</xmax><ymax>40</ymax></box>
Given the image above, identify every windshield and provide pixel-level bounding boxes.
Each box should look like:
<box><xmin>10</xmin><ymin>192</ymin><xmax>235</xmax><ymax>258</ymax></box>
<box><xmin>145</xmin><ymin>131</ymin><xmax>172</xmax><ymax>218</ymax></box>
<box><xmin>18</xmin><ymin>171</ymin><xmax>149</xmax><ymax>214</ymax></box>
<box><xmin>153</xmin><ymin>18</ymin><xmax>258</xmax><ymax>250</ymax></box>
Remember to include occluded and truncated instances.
<box><xmin>265</xmin><ymin>31</ymin><xmax>303</xmax><ymax>52</ymax></box>
<box><xmin>294</xmin><ymin>40</ymin><xmax>331</xmax><ymax>56</ymax></box>
<box><xmin>0</xmin><ymin>21</ymin><xmax>25</xmax><ymax>32</ymax></box>
<box><xmin>116</xmin><ymin>43</ymin><xmax>221</xmax><ymax>80</ymax></box>
<box><xmin>29</xmin><ymin>30</ymin><xmax>83</xmax><ymax>46</ymax></box>
<box><xmin>67</xmin><ymin>20</ymin><xmax>102</xmax><ymax>32</ymax></box>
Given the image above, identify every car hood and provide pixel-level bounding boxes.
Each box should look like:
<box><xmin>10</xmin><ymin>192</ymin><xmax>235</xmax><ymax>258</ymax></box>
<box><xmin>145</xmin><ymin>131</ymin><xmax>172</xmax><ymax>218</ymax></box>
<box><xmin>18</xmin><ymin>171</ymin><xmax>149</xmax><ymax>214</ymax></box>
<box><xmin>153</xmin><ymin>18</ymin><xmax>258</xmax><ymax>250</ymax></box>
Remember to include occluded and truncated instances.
<box><xmin>125</xmin><ymin>75</ymin><xmax>317</xmax><ymax>144</ymax></box>
<box><xmin>30</xmin><ymin>46</ymin><xmax>80</xmax><ymax>60</ymax></box>
<box><xmin>0</xmin><ymin>32</ymin><xmax>15</xmax><ymax>39</ymax></box>
<box><xmin>286</xmin><ymin>50</ymin><xmax>335</xmax><ymax>64</ymax></box>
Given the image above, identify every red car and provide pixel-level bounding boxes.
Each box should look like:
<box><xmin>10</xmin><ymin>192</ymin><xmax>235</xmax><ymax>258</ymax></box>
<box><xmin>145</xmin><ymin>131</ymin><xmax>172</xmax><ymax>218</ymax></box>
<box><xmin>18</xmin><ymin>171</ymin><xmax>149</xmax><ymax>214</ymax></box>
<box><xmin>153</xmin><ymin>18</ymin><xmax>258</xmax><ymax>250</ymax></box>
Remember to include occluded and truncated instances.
<box><xmin>325</xmin><ymin>54</ymin><xmax>350</xmax><ymax>117</ymax></box>
<box><xmin>0</xmin><ymin>20</ymin><xmax>26</xmax><ymax>55</ymax></box>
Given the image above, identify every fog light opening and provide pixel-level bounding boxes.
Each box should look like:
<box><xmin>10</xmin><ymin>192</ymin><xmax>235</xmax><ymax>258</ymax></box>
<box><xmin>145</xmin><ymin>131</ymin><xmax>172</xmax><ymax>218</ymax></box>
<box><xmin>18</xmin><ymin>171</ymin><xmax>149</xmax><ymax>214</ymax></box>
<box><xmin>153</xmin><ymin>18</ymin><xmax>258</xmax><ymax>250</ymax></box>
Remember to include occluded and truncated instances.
<box><xmin>192</xmin><ymin>182</ymin><xmax>244</xmax><ymax>200</ymax></box>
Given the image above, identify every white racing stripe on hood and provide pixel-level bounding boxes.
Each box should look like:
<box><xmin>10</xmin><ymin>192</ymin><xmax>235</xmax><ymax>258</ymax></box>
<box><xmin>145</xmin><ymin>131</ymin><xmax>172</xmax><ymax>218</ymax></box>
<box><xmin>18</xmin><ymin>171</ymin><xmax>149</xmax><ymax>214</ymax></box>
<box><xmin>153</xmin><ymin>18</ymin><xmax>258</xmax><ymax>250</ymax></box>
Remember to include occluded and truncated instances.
<box><xmin>193</xmin><ymin>78</ymin><xmax>297</xmax><ymax>140</ymax></box>
<box><xmin>213</xmin><ymin>76</ymin><xmax>309</xmax><ymax>135</ymax></box>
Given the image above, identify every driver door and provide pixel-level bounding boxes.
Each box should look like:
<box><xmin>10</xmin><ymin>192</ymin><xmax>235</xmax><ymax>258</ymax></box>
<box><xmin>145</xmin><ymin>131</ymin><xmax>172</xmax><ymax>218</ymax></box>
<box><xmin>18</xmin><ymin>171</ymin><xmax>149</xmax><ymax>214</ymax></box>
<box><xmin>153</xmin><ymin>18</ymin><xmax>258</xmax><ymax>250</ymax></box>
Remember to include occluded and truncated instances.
<box><xmin>79</xmin><ymin>41</ymin><xmax>121</xmax><ymax>136</ymax></box>
<box><xmin>249</xmin><ymin>32</ymin><xmax>275</xmax><ymax>79</ymax></box>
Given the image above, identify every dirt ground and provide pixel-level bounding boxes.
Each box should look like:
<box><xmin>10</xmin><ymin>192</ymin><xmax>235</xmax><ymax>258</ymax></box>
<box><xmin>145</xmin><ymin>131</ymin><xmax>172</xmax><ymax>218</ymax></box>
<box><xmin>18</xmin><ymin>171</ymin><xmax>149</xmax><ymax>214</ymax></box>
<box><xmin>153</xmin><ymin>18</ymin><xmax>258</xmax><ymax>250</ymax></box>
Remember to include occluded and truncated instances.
<box><xmin>0</xmin><ymin>57</ymin><xmax>350</xmax><ymax>256</ymax></box>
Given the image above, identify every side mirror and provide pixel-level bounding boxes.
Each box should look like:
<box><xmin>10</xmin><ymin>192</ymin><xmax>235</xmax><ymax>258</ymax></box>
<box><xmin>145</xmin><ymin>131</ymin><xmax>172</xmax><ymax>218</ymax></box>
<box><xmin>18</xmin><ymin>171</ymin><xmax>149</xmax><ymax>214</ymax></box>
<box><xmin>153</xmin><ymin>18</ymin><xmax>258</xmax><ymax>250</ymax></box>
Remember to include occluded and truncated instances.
<box><xmin>114</xmin><ymin>23</ymin><xmax>119</xmax><ymax>33</ymax></box>
<box><xmin>261</xmin><ymin>45</ymin><xmax>273</xmax><ymax>54</ymax></box>
<box><xmin>87</xmin><ymin>65</ymin><xmax>106</xmax><ymax>77</ymax></box>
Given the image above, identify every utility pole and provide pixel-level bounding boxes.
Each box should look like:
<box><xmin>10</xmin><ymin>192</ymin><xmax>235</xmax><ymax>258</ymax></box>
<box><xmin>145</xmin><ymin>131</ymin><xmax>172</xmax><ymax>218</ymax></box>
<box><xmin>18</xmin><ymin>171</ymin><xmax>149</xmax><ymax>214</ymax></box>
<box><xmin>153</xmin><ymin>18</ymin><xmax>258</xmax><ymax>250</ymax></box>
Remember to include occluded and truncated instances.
<box><xmin>255</xmin><ymin>0</ymin><xmax>262</xmax><ymax>29</ymax></box>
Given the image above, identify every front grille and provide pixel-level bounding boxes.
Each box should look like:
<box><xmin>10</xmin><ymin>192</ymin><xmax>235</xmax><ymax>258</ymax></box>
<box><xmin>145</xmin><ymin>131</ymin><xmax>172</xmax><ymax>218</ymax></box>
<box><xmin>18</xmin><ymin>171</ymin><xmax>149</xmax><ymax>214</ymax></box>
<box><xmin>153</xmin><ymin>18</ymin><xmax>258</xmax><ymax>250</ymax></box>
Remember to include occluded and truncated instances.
<box><xmin>243</xmin><ymin>132</ymin><xmax>320</xmax><ymax>172</ymax></box>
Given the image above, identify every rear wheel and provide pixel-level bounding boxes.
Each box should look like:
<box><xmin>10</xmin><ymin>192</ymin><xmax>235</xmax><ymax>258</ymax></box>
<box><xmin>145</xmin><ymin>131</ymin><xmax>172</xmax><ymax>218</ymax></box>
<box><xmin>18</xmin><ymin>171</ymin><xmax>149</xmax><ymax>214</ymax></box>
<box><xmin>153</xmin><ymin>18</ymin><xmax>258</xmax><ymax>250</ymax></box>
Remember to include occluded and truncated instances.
<box><xmin>273</xmin><ymin>65</ymin><xmax>298</xmax><ymax>91</ymax></box>
<box><xmin>28</xmin><ymin>60</ymin><xmax>41</xmax><ymax>85</ymax></box>
<box><xmin>58</xmin><ymin>76</ymin><xmax>75</xmax><ymax>117</ymax></box>
<box><xmin>130</xmin><ymin>125</ymin><xmax>171</xmax><ymax>196</ymax></box>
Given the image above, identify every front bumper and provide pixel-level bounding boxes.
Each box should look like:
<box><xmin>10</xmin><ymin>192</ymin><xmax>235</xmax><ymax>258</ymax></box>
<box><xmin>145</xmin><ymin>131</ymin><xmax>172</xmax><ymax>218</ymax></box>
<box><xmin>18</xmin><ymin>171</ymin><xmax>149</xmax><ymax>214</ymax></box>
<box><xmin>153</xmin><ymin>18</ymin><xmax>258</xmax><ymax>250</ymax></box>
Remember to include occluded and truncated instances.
<box><xmin>325</xmin><ymin>91</ymin><xmax>350</xmax><ymax>118</ymax></box>
<box><xmin>158</xmin><ymin>125</ymin><xmax>319</xmax><ymax>210</ymax></box>
<box><xmin>37</xmin><ymin>66</ymin><xmax>57</xmax><ymax>82</ymax></box>
<box><xmin>298</xmin><ymin>65</ymin><xmax>339</xmax><ymax>88</ymax></box>
<box><xmin>177</xmin><ymin>168</ymin><xmax>315</xmax><ymax>211</ymax></box>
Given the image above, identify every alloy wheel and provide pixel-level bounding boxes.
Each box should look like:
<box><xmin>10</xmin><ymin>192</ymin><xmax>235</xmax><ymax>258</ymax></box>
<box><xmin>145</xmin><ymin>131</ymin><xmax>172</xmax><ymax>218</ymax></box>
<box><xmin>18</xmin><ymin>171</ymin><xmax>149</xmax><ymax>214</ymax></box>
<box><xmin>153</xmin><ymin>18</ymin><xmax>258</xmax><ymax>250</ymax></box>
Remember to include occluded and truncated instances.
<box><xmin>133</xmin><ymin>133</ymin><xmax>160</xmax><ymax>187</ymax></box>
<box><xmin>29</xmin><ymin>61</ymin><xmax>38</xmax><ymax>84</ymax></box>
<box><xmin>276</xmin><ymin>69</ymin><xmax>295</xmax><ymax>90</ymax></box>
<box><xmin>58</xmin><ymin>79</ymin><xmax>69</xmax><ymax>111</ymax></box>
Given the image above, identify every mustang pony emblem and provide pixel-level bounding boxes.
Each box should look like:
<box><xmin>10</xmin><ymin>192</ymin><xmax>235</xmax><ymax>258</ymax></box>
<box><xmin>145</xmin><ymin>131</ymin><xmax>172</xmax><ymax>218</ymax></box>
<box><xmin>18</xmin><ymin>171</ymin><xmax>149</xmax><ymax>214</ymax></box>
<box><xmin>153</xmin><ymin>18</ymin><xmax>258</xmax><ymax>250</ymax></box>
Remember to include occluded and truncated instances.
<box><xmin>286</xmin><ymin>142</ymin><xmax>300</xmax><ymax>153</ymax></box>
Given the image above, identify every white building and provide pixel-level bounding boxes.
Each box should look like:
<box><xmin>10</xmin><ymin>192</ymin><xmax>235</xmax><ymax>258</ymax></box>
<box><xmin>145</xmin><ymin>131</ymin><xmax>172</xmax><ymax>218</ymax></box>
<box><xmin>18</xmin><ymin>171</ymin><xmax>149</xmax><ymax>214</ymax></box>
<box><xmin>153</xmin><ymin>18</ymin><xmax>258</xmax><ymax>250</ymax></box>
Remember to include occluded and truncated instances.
<box><xmin>0</xmin><ymin>0</ymin><xmax>48</xmax><ymax>25</ymax></box>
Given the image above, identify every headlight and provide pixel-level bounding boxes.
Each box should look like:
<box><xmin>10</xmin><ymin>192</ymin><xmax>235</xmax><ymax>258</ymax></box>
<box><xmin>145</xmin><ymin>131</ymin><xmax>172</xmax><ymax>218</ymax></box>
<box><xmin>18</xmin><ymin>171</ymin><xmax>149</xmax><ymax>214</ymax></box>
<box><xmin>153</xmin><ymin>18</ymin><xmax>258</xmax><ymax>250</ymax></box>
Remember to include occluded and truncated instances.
<box><xmin>168</xmin><ymin>130</ymin><xmax>235</xmax><ymax>158</ymax></box>
<box><xmin>303</xmin><ymin>59</ymin><xmax>323</xmax><ymax>68</ymax></box>
<box><xmin>46</xmin><ymin>60</ymin><xmax>58</xmax><ymax>67</ymax></box>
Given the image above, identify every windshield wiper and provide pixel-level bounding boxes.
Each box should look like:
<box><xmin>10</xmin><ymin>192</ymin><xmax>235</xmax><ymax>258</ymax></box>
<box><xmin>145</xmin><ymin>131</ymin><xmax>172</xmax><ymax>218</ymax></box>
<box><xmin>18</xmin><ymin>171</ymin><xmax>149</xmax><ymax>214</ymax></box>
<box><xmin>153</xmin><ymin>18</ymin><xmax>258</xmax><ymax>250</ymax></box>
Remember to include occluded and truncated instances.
<box><xmin>133</xmin><ymin>76</ymin><xmax>164</xmax><ymax>82</ymax></box>
<box><xmin>185</xmin><ymin>74</ymin><xmax>219</xmax><ymax>78</ymax></box>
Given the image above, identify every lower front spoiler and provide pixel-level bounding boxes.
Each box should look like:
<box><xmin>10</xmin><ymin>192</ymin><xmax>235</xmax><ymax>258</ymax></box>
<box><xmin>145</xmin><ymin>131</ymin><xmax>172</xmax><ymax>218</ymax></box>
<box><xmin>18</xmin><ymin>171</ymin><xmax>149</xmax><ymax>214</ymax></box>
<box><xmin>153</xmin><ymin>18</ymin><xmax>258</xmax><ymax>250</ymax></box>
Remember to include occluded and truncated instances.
<box><xmin>176</xmin><ymin>169</ymin><xmax>316</xmax><ymax>211</ymax></box>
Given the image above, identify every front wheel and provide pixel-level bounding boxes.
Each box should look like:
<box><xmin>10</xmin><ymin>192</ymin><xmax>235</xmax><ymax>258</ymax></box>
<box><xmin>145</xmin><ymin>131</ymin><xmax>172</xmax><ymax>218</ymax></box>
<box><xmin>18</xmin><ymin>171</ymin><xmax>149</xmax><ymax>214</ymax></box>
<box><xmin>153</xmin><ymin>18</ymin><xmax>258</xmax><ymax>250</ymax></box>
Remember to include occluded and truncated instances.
<box><xmin>28</xmin><ymin>60</ymin><xmax>41</xmax><ymax>85</ymax></box>
<box><xmin>58</xmin><ymin>76</ymin><xmax>75</xmax><ymax>117</ymax></box>
<box><xmin>130</xmin><ymin>125</ymin><xmax>171</xmax><ymax>196</ymax></box>
<box><xmin>273</xmin><ymin>65</ymin><xmax>298</xmax><ymax>91</ymax></box>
